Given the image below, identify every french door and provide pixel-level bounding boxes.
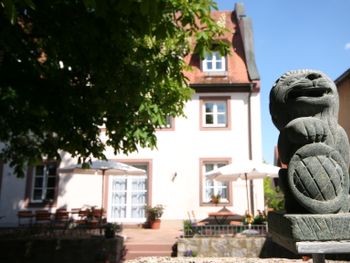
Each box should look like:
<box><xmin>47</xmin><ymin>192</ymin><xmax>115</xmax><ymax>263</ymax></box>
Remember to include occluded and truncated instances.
<box><xmin>108</xmin><ymin>175</ymin><xmax>148</xmax><ymax>222</ymax></box>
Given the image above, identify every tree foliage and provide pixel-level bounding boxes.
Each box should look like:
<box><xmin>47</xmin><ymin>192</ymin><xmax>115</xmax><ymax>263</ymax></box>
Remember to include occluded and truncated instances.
<box><xmin>0</xmin><ymin>0</ymin><xmax>228</xmax><ymax>176</ymax></box>
<box><xmin>263</xmin><ymin>178</ymin><xmax>284</xmax><ymax>211</ymax></box>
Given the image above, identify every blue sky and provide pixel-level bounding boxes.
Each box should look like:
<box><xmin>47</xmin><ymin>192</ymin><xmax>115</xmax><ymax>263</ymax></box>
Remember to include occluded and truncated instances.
<box><xmin>216</xmin><ymin>0</ymin><xmax>350</xmax><ymax>164</ymax></box>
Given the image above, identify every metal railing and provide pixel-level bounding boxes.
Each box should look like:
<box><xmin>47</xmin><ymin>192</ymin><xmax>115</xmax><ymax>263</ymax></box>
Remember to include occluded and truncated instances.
<box><xmin>183</xmin><ymin>224</ymin><xmax>267</xmax><ymax>238</ymax></box>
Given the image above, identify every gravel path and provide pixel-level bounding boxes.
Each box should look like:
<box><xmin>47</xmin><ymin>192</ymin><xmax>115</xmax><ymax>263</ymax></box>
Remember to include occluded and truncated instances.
<box><xmin>125</xmin><ymin>257</ymin><xmax>349</xmax><ymax>263</ymax></box>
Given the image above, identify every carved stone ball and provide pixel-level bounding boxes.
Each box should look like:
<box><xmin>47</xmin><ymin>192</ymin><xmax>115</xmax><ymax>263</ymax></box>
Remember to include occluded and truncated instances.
<box><xmin>288</xmin><ymin>143</ymin><xmax>349</xmax><ymax>214</ymax></box>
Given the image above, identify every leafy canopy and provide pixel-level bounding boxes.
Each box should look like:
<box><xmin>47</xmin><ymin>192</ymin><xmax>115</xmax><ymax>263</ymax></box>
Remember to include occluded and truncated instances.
<box><xmin>0</xmin><ymin>0</ymin><xmax>228</xmax><ymax>176</ymax></box>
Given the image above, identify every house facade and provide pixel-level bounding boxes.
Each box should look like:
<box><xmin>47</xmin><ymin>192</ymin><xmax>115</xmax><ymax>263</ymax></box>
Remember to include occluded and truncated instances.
<box><xmin>0</xmin><ymin>3</ymin><xmax>264</xmax><ymax>226</ymax></box>
<box><xmin>336</xmin><ymin>68</ymin><xmax>350</xmax><ymax>139</ymax></box>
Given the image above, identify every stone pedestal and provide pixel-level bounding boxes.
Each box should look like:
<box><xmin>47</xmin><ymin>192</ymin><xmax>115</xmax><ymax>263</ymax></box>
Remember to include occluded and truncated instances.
<box><xmin>268</xmin><ymin>212</ymin><xmax>350</xmax><ymax>263</ymax></box>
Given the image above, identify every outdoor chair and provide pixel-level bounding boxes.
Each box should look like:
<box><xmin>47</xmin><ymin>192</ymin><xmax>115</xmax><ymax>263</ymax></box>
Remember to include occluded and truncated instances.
<box><xmin>74</xmin><ymin>208</ymin><xmax>106</xmax><ymax>235</ymax></box>
<box><xmin>74</xmin><ymin>209</ymin><xmax>96</xmax><ymax>235</ymax></box>
<box><xmin>34</xmin><ymin>210</ymin><xmax>52</xmax><ymax>235</ymax></box>
<box><xmin>70</xmin><ymin>208</ymin><xmax>81</xmax><ymax>221</ymax></box>
<box><xmin>88</xmin><ymin>208</ymin><xmax>106</xmax><ymax>234</ymax></box>
<box><xmin>52</xmin><ymin>209</ymin><xmax>71</xmax><ymax>234</ymax></box>
<box><xmin>76</xmin><ymin>209</ymin><xmax>89</xmax><ymax>224</ymax></box>
<box><xmin>17</xmin><ymin>210</ymin><xmax>34</xmax><ymax>227</ymax></box>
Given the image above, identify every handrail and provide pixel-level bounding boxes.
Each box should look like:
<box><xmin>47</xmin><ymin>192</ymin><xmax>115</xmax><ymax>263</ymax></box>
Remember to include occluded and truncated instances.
<box><xmin>183</xmin><ymin>224</ymin><xmax>267</xmax><ymax>238</ymax></box>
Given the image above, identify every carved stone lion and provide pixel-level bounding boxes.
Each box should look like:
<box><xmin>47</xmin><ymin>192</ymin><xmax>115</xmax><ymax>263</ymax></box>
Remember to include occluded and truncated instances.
<box><xmin>270</xmin><ymin>69</ymin><xmax>350</xmax><ymax>214</ymax></box>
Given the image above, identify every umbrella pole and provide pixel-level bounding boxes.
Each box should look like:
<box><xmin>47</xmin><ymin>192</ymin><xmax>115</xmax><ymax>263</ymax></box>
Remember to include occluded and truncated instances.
<box><xmin>245</xmin><ymin>173</ymin><xmax>251</xmax><ymax>215</ymax></box>
<box><xmin>101</xmin><ymin>169</ymin><xmax>106</xmax><ymax>211</ymax></box>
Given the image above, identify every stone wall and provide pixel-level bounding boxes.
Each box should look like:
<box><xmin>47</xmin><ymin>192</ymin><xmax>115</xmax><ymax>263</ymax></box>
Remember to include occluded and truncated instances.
<box><xmin>177</xmin><ymin>236</ymin><xmax>298</xmax><ymax>258</ymax></box>
<box><xmin>0</xmin><ymin>236</ymin><xmax>124</xmax><ymax>263</ymax></box>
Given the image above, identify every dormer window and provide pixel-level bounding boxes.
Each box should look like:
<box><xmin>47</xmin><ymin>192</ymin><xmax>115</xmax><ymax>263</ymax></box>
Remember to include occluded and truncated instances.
<box><xmin>202</xmin><ymin>51</ymin><xmax>226</xmax><ymax>72</ymax></box>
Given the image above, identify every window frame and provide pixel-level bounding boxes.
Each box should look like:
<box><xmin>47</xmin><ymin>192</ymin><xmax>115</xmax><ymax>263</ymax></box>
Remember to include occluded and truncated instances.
<box><xmin>199</xmin><ymin>158</ymin><xmax>232</xmax><ymax>206</ymax></box>
<box><xmin>156</xmin><ymin>115</ymin><xmax>175</xmax><ymax>131</ymax></box>
<box><xmin>202</xmin><ymin>51</ymin><xmax>226</xmax><ymax>73</ymax></box>
<box><xmin>105</xmin><ymin>159</ymin><xmax>152</xmax><ymax>222</ymax></box>
<box><xmin>200</xmin><ymin>96</ymin><xmax>231</xmax><ymax>130</ymax></box>
<box><xmin>24</xmin><ymin>161</ymin><xmax>59</xmax><ymax>208</ymax></box>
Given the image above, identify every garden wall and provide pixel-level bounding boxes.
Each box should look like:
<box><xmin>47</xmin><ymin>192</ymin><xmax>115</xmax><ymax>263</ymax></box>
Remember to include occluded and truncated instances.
<box><xmin>177</xmin><ymin>236</ymin><xmax>298</xmax><ymax>258</ymax></box>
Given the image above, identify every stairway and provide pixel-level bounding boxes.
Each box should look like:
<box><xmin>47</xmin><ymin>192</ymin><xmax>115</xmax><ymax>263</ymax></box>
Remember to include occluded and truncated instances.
<box><xmin>124</xmin><ymin>243</ymin><xmax>176</xmax><ymax>260</ymax></box>
<box><xmin>120</xmin><ymin>220</ymin><xmax>182</xmax><ymax>261</ymax></box>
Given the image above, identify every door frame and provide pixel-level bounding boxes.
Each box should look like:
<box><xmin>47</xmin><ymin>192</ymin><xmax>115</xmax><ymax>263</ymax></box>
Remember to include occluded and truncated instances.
<box><xmin>104</xmin><ymin>159</ymin><xmax>152</xmax><ymax>223</ymax></box>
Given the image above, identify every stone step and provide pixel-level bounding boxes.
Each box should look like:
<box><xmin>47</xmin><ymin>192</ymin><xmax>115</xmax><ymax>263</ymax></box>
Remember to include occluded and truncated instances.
<box><xmin>126</xmin><ymin>243</ymin><xmax>174</xmax><ymax>250</ymax></box>
<box><xmin>124</xmin><ymin>243</ymin><xmax>175</xmax><ymax>260</ymax></box>
<box><xmin>124</xmin><ymin>251</ymin><xmax>172</xmax><ymax>260</ymax></box>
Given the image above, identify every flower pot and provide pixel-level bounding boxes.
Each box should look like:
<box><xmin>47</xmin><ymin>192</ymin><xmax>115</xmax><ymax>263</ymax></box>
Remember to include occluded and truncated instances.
<box><xmin>150</xmin><ymin>219</ymin><xmax>161</xmax><ymax>229</ymax></box>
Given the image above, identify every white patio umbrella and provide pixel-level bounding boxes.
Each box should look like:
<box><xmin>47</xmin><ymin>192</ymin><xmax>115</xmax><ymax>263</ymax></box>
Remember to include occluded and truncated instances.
<box><xmin>58</xmin><ymin>160</ymin><xmax>146</xmax><ymax>211</ymax></box>
<box><xmin>206</xmin><ymin>160</ymin><xmax>280</xmax><ymax>214</ymax></box>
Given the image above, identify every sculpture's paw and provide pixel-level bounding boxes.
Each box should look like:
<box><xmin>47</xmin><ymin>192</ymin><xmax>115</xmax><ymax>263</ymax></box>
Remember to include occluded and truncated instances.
<box><xmin>285</xmin><ymin>117</ymin><xmax>332</xmax><ymax>145</ymax></box>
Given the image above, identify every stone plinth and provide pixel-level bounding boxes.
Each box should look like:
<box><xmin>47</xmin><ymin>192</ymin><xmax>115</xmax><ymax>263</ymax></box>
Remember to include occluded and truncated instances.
<box><xmin>268</xmin><ymin>211</ymin><xmax>350</xmax><ymax>255</ymax></box>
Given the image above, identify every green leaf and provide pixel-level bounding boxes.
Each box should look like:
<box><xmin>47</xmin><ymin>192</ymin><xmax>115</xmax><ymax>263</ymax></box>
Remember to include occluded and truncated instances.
<box><xmin>140</xmin><ymin>0</ymin><xmax>149</xmax><ymax>16</ymax></box>
<box><xmin>0</xmin><ymin>0</ymin><xmax>228</xmax><ymax>176</ymax></box>
<box><xmin>3</xmin><ymin>0</ymin><xmax>16</xmax><ymax>24</ymax></box>
<box><xmin>82</xmin><ymin>0</ymin><xmax>96</xmax><ymax>10</ymax></box>
<box><xmin>24</xmin><ymin>0</ymin><xmax>35</xmax><ymax>10</ymax></box>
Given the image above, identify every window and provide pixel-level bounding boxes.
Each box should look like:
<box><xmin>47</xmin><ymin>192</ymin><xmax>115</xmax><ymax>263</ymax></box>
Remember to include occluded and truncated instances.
<box><xmin>161</xmin><ymin>116</ymin><xmax>173</xmax><ymax>129</ymax></box>
<box><xmin>202</xmin><ymin>51</ymin><xmax>226</xmax><ymax>72</ymax></box>
<box><xmin>200</xmin><ymin>97</ymin><xmax>230</xmax><ymax>130</ymax></box>
<box><xmin>31</xmin><ymin>162</ymin><xmax>58</xmax><ymax>203</ymax></box>
<box><xmin>203</xmin><ymin>100</ymin><xmax>227</xmax><ymax>127</ymax></box>
<box><xmin>202</xmin><ymin>162</ymin><xmax>230</xmax><ymax>204</ymax></box>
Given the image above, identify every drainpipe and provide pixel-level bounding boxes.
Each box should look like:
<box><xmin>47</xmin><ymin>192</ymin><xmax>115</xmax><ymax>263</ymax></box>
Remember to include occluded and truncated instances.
<box><xmin>248</xmin><ymin>85</ymin><xmax>253</xmax><ymax>161</ymax></box>
<box><xmin>248</xmin><ymin>84</ymin><xmax>254</xmax><ymax>215</ymax></box>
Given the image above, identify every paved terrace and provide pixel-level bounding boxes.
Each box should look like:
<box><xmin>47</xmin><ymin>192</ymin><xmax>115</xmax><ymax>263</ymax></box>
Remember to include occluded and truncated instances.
<box><xmin>121</xmin><ymin>220</ymin><xmax>182</xmax><ymax>245</ymax></box>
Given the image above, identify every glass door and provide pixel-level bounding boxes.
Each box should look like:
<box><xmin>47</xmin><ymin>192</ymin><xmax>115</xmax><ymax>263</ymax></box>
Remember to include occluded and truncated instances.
<box><xmin>108</xmin><ymin>175</ymin><xmax>147</xmax><ymax>222</ymax></box>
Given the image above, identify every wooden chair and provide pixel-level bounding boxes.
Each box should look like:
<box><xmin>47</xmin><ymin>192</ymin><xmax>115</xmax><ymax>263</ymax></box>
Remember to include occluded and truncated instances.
<box><xmin>34</xmin><ymin>210</ymin><xmax>52</xmax><ymax>223</ymax></box>
<box><xmin>34</xmin><ymin>210</ymin><xmax>52</xmax><ymax>235</ymax></box>
<box><xmin>70</xmin><ymin>208</ymin><xmax>81</xmax><ymax>221</ymax></box>
<box><xmin>92</xmin><ymin>208</ymin><xmax>105</xmax><ymax>221</ymax></box>
<box><xmin>76</xmin><ymin>209</ymin><xmax>89</xmax><ymax>224</ymax></box>
<box><xmin>52</xmin><ymin>209</ymin><xmax>70</xmax><ymax>233</ymax></box>
<box><xmin>74</xmin><ymin>209</ymin><xmax>90</xmax><ymax>234</ymax></box>
<box><xmin>17</xmin><ymin>210</ymin><xmax>34</xmax><ymax>227</ymax></box>
<box><xmin>89</xmin><ymin>208</ymin><xmax>105</xmax><ymax>234</ymax></box>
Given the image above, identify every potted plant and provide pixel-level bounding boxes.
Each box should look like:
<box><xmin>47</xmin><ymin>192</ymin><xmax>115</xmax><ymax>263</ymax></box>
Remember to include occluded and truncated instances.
<box><xmin>210</xmin><ymin>194</ymin><xmax>221</xmax><ymax>205</ymax></box>
<box><xmin>145</xmin><ymin>204</ymin><xmax>164</xmax><ymax>229</ymax></box>
<box><xmin>183</xmin><ymin>220</ymin><xmax>195</xmax><ymax>237</ymax></box>
<box><xmin>104</xmin><ymin>222</ymin><xmax>122</xmax><ymax>238</ymax></box>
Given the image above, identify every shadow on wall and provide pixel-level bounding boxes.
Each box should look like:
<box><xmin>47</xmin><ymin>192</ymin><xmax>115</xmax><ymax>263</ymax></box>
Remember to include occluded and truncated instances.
<box><xmin>0</xmin><ymin>153</ymin><xmax>79</xmax><ymax>226</ymax></box>
<box><xmin>55</xmin><ymin>151</ymin><xmax>75</xmax><ymax>209</ymax></box>
<box><xmin>56</xmin><ymin>172</ymin><xmax>73</xmax><ymax>210</ymax></box>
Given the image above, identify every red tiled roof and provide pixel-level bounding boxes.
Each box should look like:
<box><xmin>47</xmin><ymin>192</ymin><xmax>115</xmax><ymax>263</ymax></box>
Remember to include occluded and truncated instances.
<box><xmin>184</xmin><ymin>7</ymin><xmax>260</xmax><ymax>90</ymax></box>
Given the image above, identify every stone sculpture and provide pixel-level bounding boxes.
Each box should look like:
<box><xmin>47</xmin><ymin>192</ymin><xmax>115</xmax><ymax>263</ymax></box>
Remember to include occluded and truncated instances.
<box><xmin>269</xmin><ymin>69</ymin><xmax>350</xmax><ymax>214</ymax></box>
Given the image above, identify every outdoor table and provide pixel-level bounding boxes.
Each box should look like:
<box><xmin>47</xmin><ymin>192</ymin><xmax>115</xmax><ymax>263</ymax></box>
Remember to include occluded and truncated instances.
<box><xmin>208</xmin><ymin>211</ymin><xmax>235</xmax><ymax>225</ymax></box>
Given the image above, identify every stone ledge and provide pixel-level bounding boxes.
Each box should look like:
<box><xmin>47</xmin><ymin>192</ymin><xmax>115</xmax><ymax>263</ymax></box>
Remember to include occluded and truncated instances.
<box><xmin>268</xmin><ymin>212</ymin><xmax>350</xmax><ymax>241</ymax></box>
<box><xmin>268</xmin><ymin>212</ymin><xmax>350</xmax><ymax>255</ymax></box>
